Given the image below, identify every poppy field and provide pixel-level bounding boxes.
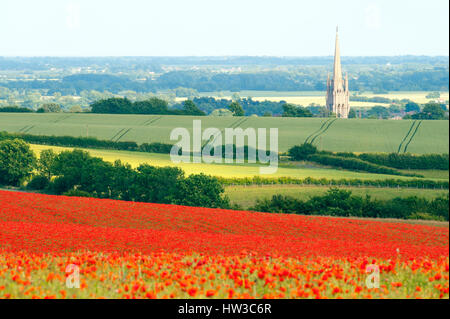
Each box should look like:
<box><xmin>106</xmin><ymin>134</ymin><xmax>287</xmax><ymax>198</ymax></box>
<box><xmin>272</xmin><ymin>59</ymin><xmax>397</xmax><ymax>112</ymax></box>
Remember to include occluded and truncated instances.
<box><xmin>0</xmin><ymin>190</ymin><xmax>448</xmax><ymax>299</ymax></box>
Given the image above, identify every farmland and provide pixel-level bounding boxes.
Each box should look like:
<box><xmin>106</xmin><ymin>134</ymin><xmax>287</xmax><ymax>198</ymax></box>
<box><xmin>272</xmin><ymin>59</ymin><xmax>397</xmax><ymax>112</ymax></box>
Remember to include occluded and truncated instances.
<box><xmin>0</xmin><ymin>190</ymin><xmax>448</xmax><ymax>299</ymax></box>
<box><xmin>27</xmin><ymin>144</ymin><xmax>448</xmax><ymax>181</ymax></box>
<box><xmin>182</xmin><ymin>90</ymin><xmax>450</xmax><ymax>107</ymax></box>
<box><xmin>1</xmin><ymin>113</ymin><xmax>448</xmax><ymax>154</ymax></box>
<box><xmin>225</xmin><ymin>185</ymin><xmax>449</xmax><ymax>209</ymax></box>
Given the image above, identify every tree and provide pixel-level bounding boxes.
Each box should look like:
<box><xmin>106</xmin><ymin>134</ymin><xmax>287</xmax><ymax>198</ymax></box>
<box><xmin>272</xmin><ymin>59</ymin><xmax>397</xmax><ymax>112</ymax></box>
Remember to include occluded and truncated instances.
<box><xmin>348</xmin><ymin>109</ymin><xmax>357</xmax><ymax>118</ymax></box>
<box><xmin>133</xmin><ymin>164</ymin><xmax>184</xmax><ymax>203</ymax></box>
<box><xmin>412</xmin><ymin>102</ymin><xmax>447</xmax><ymax>120</ymax></box>
<box><xmin>367</xmin><ymin>106</ymin><xmax>389</xmax><ymax>119</ymax></box>
<box><xmin>37</xmin><ymin>149</ymin><xmax>57</xmax><ymax>179</ymax></box>
<box><xmin>228</xmin><ymin>101</ymin><xmax>245</xmax><ymax>116</ymax></box>
<box><xmin>37</xmin><ymin>103</ymin><xmax>62</xmax><ymax>113</ymax></box>
<box><xmin>405</xmin><ymin>102</ymin><xmax>420</xmax><ymax>113</ymax></box>
<box><xmin>182</xmin><ymin>100</ymin><xmax>205</xmax><ymax>116</ymax></box>
<box><xmin>91</xmin><ymin>98</ymin><xmax>133</xmax><ymax>114</ymax></box>
<box><xmin>282</xmin><ymin>104</ymin><xmax>313</xmax><ymax>117</ymax></box>
<box><xmin>50</xmin><ymin>149</ymin><xmax>115</xmax><ymax>196</ymax></box>
<box><xmin>69</xmin><ymin>105</ymin><xmax>83</xmax><ymax>113</ymax></box>
<box><xmin>175</xmin><ymin>173</ymin><xmax>230</xmax><ymax>208</ymax></box>
<box><xmin>0</xmin><ymin>139</ymin><xmax>36</xmax><ymax>186</ymax></box>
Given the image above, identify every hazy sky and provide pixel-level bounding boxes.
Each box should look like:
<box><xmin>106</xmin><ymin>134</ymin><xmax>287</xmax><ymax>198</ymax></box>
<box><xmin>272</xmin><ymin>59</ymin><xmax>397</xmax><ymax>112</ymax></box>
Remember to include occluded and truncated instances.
<box><xmin>1</xmin><ymin>0</ymin><xmax>448</xmax><ymax>56</ymax></box>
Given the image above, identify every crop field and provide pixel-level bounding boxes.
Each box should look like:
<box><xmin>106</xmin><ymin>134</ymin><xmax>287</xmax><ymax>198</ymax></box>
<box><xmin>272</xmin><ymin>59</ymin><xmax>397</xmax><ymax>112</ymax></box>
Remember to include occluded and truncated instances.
<box><xmin>1</xmin><ymin>113</ymin><xmax>448</xmax><ymax>154</ymax></box>
<box><xmin>27</xmin><ymin>144</ymin><xmax>442</xmax><ymax>181</ymax></box>
<box><xmin>225</xmin><ymin>185</ymin><xmax>449</xmax><ymax>209</ymax></box>
<box><xmin>0</xmin><ymin>190</ymin><xmax>448</xmax><ymax>299</ymax></box>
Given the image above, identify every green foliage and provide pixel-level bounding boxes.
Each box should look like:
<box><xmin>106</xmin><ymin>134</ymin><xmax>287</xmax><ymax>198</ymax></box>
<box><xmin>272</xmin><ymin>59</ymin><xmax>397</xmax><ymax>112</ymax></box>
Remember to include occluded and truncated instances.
<box><xmin>0</xmin><ymin>131</ymin><xmax>170</xmax><ymax>154</ymax></box>
<box><xmin>62</xmin><ymin>189</ymin><xmax>92</xmax><ymax>197</ymax></box>
<box><xmin>37</xmin><ymin>149</ymin><xmax>57</xmax><ymax>179</ymax></box>
<box><xmin>412</xmin><ymin>103</ymin><xmax>447</xmax><ymax>120</ymax></box>
<box><xmin>354</xmin><ymin>152</ymin><xmax>449</xmax><ymax>170</ymax></box>
<box><xmin>288</xmin><ymin>143</ymin><xmax>318</xmax><ymax>161</ymax></box>
<box><xmin>307</xmin><ymin>154</ymin><xmax>420</xmax><ymax>177</ymax></box>
<box><xmin>287</xmin><ymin>142</ymin><xmax>449</xmax><ymax>171</ymax></box>
<box><xmin>28</xmin><ymin>148</ymin><xmax>231</xmax><ymax>208</ymax></box>
<box><xmin>0</xmin><ymin>106</ymin><xmax>34</xmax><ymax>113</ymax></box>
<box><xmin>26</xmin><ymin>175</ymin><xmax>50</xmax><ymax>190</ymax></box>
<box><xmin>37</xmin><ymin>103</ymin><xmax>62</xmax><ymax>113</ymax></box>
<box><xmin>228</xmin><ymin>101</ymin><xmax>245</xmax><ymax>116</ymax></box>
<box><xmin>251</xmin><ymin>188</ymin><xmax>449</xmax><ymax>221</ymax></box>
<box><xmin>218</xmin><ymin>176</ymin><xmax>448</xmax><ymax>189</ymax></box>
<box><xmin>176</xmin><ymin>173</ymin><xmax>230</xmax><ymax>208</ymax></box>
<box><xmin>0</xmin><ymin>139</ymin><xmax>36</xmax><ymax>186</ymax></box>
<box><xmin>405</xmin><ymin>102</ymin><xmax>420</xmax><ymax>113</ymax></box>
<box><xmin>282</xmin><ymin>104</ymin><xmax>313</xmax><ymax>117</ymax></box>
<box><xmin>91</xmin><ymin>97</ymin><xmax>206</xmax><ymax>115</ymax></box>
<box><xmin>133</xmin><ymin>164</ymin><xmax>184</xmax><ymax>203</ymax></box>
<box><xmin>348</xmin><ymin>109</ymin><xmax>357</xmax><ymax>118</ymax></box>
<box><xmin>182</xmin><ymin>100</ymin><xmax>205</xmax><ymax>116</ymax></box>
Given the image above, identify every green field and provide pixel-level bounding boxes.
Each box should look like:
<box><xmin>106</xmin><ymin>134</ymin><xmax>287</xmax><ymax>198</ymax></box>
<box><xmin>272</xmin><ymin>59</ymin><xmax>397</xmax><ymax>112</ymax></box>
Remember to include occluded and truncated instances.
<box><xmin>28</xmin><ymin>144</ymin><xmax>449</xmax><ymax>181</ymax></box>
<box><xmin>225</xmin><ymin>185</ymin><xmax>449</xmax><ymax>208</ymax></box>
<box><xmin>1</xmin><ymin>113</ymin><xmax>448</xmax><ymax>154</ymax></box>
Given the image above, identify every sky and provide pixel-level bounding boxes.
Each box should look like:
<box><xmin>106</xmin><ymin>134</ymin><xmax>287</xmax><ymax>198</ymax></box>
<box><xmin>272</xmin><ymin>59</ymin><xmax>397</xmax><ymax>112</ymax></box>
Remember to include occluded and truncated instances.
<box><xmin>0</xmin><ymin>0</ymin><xmax>448</xmax><ymax>56</ymax></box>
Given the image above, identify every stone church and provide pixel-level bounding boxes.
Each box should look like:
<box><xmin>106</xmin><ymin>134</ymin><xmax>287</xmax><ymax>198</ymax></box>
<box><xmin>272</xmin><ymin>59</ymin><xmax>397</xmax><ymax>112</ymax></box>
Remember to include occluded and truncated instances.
<box><xmin>326</xmin><ymin>27</ymin><xmax>350</xmax><ymax>118</ymax></box>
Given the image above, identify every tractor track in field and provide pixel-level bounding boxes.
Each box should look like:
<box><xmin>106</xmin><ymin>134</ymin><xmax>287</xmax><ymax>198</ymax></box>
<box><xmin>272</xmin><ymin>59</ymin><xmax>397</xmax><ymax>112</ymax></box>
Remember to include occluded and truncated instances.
<box><xmin>310</xmin><ymin>119</ymin><xmax>337</xmax><ymax>145</ymax></box>
<box><xmin>21</xmin><ymin>125</ymin><xmax>35</xmax><ymax>133</ymax></box>
<box><xmin>114</xmin><ymin>128</ymin><xmax>132</xmax><ymax>142</ymax></box>
<box><xmin>142</xmin><ymin>116</ymin><xmax>162</xmax><ymax>126</ymax></box>
<box><xmin>110</xmin><ymin>128</ymin><xmax>125</xmax><ymax>141</ymax></box>
<box><xmin>305</xmin><ymin>119</ymin><xmax>331</xmax><ymax>144</ymax></box>
<box><xmin>53</xmin><ymin>114</ymin><xmax>72</xmax><ymax>123</ymax></box>
<box><xmin>201</xmin><ymin>118</ymin><xmax>249</xmax><ymax>149</ymax></box>
<box><xmin>18</xmin><ymin>125</ymin><xmax>32</xmax><ymax>133</ymax></box>
<box><xmin>403</xmin><ymin>120</ymin><xmax>423</xmax><ymax>153</ymax></box>
<box><xmin>397</xmin><ymin>120</ymin><xmax>417</xmax><ymax>153</ymax></box>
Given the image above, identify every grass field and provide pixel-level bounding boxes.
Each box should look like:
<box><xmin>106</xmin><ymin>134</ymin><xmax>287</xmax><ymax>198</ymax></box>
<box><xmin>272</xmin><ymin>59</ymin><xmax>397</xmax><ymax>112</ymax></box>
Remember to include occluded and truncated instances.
<box><xmin>29</xmin><ymin>144</ymin><xmax>437</xmax><ymax>181</ymax></box>
<box><xmin>225</xmin><ymin>185</ymin><xmax>449</xmax><ymax>208</ymax></box>
<box><xmin>1</xmin><ymin>113</ymin><xmax>448</xmax><ymax>154</ymax></box>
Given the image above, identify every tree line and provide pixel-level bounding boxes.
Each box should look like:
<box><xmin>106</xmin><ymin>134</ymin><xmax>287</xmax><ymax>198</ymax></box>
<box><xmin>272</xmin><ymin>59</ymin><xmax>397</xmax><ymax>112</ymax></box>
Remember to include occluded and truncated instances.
<box><xmin>288</xmin><ymin>143</ymin><xmax>449</xmax><ymax>171</ymax></box>
<box><xmin>0</xmin><ymin>138</ymin><xmax>231</xmax><ymax>209</ymax></box>
<box><xmin>3</xmin><ymin>66</ymin><xmax>448</xmax><ymax>94</ymax></box>
<box><xmin>90</xmin><ymin>98</ymin><xmax>205</xmax><ymax>115</ymax></box>
<box><xmin>218</xmin><ymin>176</ymin><xmax>448</xmax><ymax>189</ymax></box>
<box><xmin>251</xmin><ymin>188</ymin><xmax>449</xmax><ymax>221</ymax></box>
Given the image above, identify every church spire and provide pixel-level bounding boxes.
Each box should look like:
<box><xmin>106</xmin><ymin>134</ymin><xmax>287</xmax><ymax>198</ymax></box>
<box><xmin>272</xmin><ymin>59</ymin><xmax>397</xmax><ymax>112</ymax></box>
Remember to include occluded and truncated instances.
<box><xmin>326</xmin><ymin>26</ymin><xmax>350</xmax><ymax>118</ymax></box>
<box><xmin>333</xmin><ymin>25</ymin><xmax>343</xmax><ymax>88</ymax></box>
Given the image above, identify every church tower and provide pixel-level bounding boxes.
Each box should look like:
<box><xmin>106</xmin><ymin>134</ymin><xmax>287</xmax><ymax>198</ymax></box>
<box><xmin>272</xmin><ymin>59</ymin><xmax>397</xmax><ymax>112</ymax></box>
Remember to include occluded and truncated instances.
<box><xmin>326</xmin><ymin>26</ymin><xmax>350</xmax><ymax>118</ymax></box>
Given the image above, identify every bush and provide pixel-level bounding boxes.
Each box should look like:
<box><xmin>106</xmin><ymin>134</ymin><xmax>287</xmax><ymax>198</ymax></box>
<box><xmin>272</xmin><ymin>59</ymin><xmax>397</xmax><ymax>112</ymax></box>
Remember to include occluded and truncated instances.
<box><xmin>0</xmin><ymin>106</ymin><xmax>34</xmax><ymax>113</ymax></box>
<box><xmin>26</xmin><ymin>175</ymin><xmax>50</xmax><ymax>190</ymax></box>
<box><xmin>218</xmin><ymin>176</ymin><xmax>448</xmax><ymax>189</ymax></box>
<box><xmin>251</xmin><ymin>188</ymin><xmax>449</xmax><ymax>221</ymax></box>
<box><xmin>288</xmin><ymin>143</ymin><xmax>318</xmax><ymax>161</ymax></box>
<box><xmin>286</xmin><ymin>143</ymin><xmax>449</xmax><ymax>170</ymax></box>
<box><xmin>63</xmin><ymin>189</ymin><xmax>92</xmax><ymax>197</ymax></box>
<box><xmin>307</xmin><ymin>154</ymin><xmax>420</xmax><ymax>177</ymax></box>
